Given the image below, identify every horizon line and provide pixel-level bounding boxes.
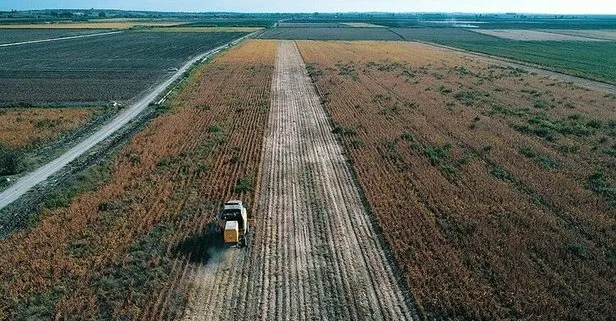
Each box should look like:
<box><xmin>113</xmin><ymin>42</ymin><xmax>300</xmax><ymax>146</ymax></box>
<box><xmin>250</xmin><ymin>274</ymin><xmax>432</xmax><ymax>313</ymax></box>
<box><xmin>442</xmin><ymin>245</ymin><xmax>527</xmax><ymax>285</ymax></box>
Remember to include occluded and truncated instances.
<box><xmin>2</xmin><ymin>9</ymin><xmax>616</xmax><ymax>16</ymax></box>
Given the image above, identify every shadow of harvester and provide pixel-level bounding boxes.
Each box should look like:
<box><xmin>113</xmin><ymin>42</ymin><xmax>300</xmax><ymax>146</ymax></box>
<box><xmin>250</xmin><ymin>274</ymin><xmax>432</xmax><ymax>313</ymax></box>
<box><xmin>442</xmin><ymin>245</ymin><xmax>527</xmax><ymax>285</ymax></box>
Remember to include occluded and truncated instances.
<box><xmin>173</xmin><ymin>221</ymin><xmax>227</xmax><ymax>265</ymax></box>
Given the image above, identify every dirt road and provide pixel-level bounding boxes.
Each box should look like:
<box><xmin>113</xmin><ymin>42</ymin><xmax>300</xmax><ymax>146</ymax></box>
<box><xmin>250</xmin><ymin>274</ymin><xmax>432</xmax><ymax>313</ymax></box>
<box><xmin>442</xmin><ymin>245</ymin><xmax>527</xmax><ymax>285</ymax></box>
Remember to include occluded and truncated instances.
<box><xmin>182</xmin><ymin>41</ymin><xmax>414</xmax><ymax>320</ymax></box>
<box><xmin>0</xmin><ymin>30</ymin><xmax>123</xmax><ymax>47</ymax></box>
<box><xmin>0</xmin><ymin>33</ymin><xmax>255</xmax><ymax>212</ymax></box>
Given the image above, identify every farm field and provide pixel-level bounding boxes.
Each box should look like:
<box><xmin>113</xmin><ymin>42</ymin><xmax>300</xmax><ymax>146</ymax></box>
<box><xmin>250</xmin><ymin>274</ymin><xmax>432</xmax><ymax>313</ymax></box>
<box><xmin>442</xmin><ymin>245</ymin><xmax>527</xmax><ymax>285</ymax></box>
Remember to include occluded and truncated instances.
<box><xmin>183</xmin><ymin>18</ymin><xmax>277</xmax><ymax>28</ymax></box>
<box><xmin>298</xmin><ymin>40</ymin><xmax>616</xmax><ymax>320</ymax></box>
<box><xmin>277</xmin><ymin>22</ymin><xmax>344</xmax><ymax>28</ymax></box>
<box><xmin>545</xmin><ymin>29</ymin><xmax>616</xmax><ymax>40</ymax></box>
<box><xmin>0</xmin><ymin>31</ymin><xmax>248</xmax><ymax>105</ymax></box>
<box><xmin>285</xmin><ymin>14</ymin><xmax>616</xmax><ymax>29</ymax></box>
<box><xmin>391</xmin><ymin>28</ymin><xmax>616</xmax><ymax>84</ymax></box>
<box><xmin>146</xmin><ymin>26</ymin><xmax>262</xmax><ymax>33</ymax></box>
<box><xmin>0</xmin><ymin>22</ymin><xmax>183</xmax><ymax>29</ymax></box>
<box><xmin>182</xmin><ymin>41</ymin><xmax>414</xmax><ymax>321</ymax></box>
<box><xmin>471</xmin><ymin>29</ymin><xmax>604</xmax><ymax>41</ymax></box>
<box><xmin>0</xmin><ymin>29</ymin><xmax>109</xmax><ymax>44</ymax></box>
<box><xmin>0</xmin><ymin>40</ymin><xmax>277</xmax><ymax>320</ymax></box>
<box><xmin>342</xmin><ymin>22</ymin><xmax>385</xmax><ymax>28</ymax></box>
<box><xmin>0</xmin><ymin>107</ymin><xmax>97</xmax><ymax>149</ymax></box>
<box><xmin>258</xmin><ymin>27</ymin><xmax>401</xmax><ymax>40</ymax></box>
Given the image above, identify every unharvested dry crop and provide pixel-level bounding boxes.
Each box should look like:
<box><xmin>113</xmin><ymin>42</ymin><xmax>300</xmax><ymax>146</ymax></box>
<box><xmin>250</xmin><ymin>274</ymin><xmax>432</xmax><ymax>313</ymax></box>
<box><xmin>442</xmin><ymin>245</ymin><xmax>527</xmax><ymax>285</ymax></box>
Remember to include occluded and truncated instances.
<box><xmin>298</xmin><ymin>40</ymin><xmax>616</xmax><ymax>320</ymax></box>
<box><xmin>0</xmin><ymin>107</ymin><xmax>96</xmax><ymax>149</ymax></box>
<box><xmin>0</xmin><ymin>40</ymin><xmax>277</xmax><ymax>320</ymax></box>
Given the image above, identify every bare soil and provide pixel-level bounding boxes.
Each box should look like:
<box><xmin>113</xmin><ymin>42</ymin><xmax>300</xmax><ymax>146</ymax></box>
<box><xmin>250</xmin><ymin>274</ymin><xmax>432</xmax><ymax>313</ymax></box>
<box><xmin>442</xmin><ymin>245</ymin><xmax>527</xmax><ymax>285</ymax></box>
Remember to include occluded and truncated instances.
<box><xmin>472</xmin><ymin>29</ymin><xmax>604</xmax><ymax>41</ymax></box>
<box><xmin>182</xmin><ymin>41</ymin><xmax>415</xmax><ymax>321</ymax></box>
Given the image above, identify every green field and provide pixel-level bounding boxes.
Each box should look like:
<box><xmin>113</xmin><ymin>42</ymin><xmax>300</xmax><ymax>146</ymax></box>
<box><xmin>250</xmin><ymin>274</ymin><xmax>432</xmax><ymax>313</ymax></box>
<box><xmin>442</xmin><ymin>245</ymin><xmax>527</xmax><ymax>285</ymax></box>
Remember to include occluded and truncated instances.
<box><xmin>393</xmin><ymin>28</ymin><xmax>616</xmax><ymax>84</ymax></box>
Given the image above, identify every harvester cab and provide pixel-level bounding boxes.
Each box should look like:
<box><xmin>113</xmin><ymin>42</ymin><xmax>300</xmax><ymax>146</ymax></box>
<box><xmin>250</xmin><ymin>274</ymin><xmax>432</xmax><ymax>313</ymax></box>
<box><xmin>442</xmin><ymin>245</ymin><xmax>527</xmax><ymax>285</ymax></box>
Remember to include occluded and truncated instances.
<box><xmin>218</xmin><ymin>200</ymin><xmax>252</xmax><ymax>247</ymax></box>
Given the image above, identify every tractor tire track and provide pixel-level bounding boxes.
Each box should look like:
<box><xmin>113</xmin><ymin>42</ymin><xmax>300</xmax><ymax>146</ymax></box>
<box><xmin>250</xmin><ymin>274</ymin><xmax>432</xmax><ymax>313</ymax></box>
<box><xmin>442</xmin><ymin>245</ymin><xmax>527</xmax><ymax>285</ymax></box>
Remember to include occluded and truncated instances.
<box><xmin>182</xmin><ymin>40</ymin><xmax>414</xmax><ymax>320</ymax></box>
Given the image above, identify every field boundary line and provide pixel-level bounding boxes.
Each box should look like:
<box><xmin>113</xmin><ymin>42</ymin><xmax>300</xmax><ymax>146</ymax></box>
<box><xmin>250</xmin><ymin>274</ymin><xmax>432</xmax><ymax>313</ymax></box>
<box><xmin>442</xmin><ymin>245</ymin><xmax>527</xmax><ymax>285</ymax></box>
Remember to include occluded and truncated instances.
<box><xmin>0</xmin><ymin>31</ymin><xmax>258</xmax><ymax>213</ymax></box>
<box><xmin>0</xmin><ymin>30</ymin><xmax>124</xmax><ymax>47</ymax></box>
<box><xmin>413</xmin><ymin>40</ymin><xmax>616</xmax><ymax>93</ymax></box>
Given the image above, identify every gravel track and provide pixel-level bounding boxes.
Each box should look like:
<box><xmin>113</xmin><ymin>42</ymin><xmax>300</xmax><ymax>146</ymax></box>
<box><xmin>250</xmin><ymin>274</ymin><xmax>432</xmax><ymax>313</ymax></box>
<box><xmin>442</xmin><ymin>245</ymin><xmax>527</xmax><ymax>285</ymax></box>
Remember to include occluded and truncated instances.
<box><xmin>182</xmin><ymin>41</ymin><xmax>414</xmax><ymax>321</ymax></box>
<box><xmin>0</xmin><ymin>30</ymin><xmax>123</xmax><ymax>47</ymax></box>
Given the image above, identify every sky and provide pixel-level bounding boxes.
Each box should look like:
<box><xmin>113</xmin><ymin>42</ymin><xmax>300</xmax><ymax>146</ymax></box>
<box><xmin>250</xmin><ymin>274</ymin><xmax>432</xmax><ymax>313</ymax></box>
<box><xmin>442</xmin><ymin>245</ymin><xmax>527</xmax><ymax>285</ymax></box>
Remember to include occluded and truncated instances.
<box><xmin>1</xmin><ymin>0</ymin><xmax>615</xmax><ymax>14</ymax></box>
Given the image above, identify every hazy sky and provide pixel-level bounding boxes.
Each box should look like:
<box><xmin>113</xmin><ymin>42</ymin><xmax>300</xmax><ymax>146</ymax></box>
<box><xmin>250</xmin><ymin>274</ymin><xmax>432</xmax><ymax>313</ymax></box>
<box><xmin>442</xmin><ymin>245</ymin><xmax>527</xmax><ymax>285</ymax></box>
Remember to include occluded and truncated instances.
<box><xmin>2</xmin><ymin>0</ymin><xmax>615</xmax><ymax>14</ymax></box>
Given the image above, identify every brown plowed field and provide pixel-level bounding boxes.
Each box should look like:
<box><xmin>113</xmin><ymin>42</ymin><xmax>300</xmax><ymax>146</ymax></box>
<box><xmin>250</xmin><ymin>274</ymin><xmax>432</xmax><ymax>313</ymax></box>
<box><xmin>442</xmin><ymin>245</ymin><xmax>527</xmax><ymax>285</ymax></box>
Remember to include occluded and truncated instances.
<box><xmin>297</xmin><ymin>41</ymin><xmax>616</xmax><ymax>320</ymax></box>
<box><xmin>182</xmin><ymin>41</ymin><xmax>415</xmax><ymax>321</ymax></box>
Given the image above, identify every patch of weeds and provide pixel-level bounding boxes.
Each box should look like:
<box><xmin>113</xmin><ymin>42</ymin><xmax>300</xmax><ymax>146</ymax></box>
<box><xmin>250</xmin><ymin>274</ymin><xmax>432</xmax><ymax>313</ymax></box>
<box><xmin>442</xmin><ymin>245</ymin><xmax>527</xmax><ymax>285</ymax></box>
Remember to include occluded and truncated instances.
<box><xmin>373</xmin><ymin>93</ymin><xmax>392</xmax><ymax>105</ymax></box>
<box><xmin>9</xmin><ymin>287</ymin><xmax>65</xmax><ymax>321</ymax></box>
<box><xmin>607</xmin><ymin>247</ymin><xmax>616</xmax><ymax>266</ymax></box>
<box><xmin>586</xmin><ymin>170</ymin><xmax>616</xmax><ymax>206</ymax></box>
<box><xmin>350</xmin><ymin>139</ymin><xmax>364</xmax><ymax>149</ymax></box>
<box><xmin>156</xmin><ymin>156</ymin><xmax>172</xmax><ymax>167</ymax></box>
<box><xmin>533</xmin><ymin>99</ymin><xmax>551</xmax><ymax>109</ymax></box>
<box><xmin>454</xmin><ymin>91</ymin><xmax>490</xmax><ymax>106</ymax></box>
<box><xmin>432</xmin><ymin>72</ymin><xmax>444</xmax><ymax>80</ymax></box>
<box><xmin>604</xmin><ymin>93</ymin><xmax>616</xmax><ymax>100</ymax></box>
<box><xmin>519</xmin><ymin>146</ymin><xmax>538</xmax><ymax>158</ymax></box>
<box><xmin>208</xmin><ymin>124</ymin><xmax>222</xmax><ymax>133</ymax></box>
<box><xmin>487</xmin><ymin>164</ymin><xmax>512</xmax><ymax>182</ymax></box>
<box><xmin>587</xmin><ymin>119</ymin><xmax>603</xmax><ymax>129</ymax></box>
<box><xmin>404</xmin><ymin>135</ymin><xmax>462</xmax><ymax>174</ymax></box>
<box><xmin>235</xmin><ymin>176</ymin><xmax>253</xmax><ymax>193</ymax></box>
<box><xmin>438</xmin><ymin>86</ymin><xmax>452</xmax><ymax>94</ymax></box>
<box><xmin>454</xmin><ymin>91</ymin><xmax>479</xmax><ymax>106</ymax></box>
<box><xmin>335</xmin><ymin>62</ymin><xmax>359</xmax><ymax>81</ymax></box>
<box><xmin>513</xmin><ymin>124</ymin><xmax>557</xmax><ymax>142</ymax></box>
<box><xmin>568</xmin><ymin>242</ymin><xmax>588</xmax><ymax>258</ymax></box>
<box><xmin>379</xmin><ymin>104</ymin><xmax>400</xmax><ymax>116</ymax></box>
<box><xmin>196</xmin><ymin>103</ymin><xmax>211</xmax><ymax>110</ymax></box>
<box><xmin>405</xmin><ymin>246</ymin><xmax>415</xmax><ymax>259</ymax></box>
<box><xmin>604</xmin><ymin>145</ymin><xmax>616</xmax><ymax>157</ymax></box>
<box><xmin>331</xmin><ymin>125</ymin><xmax>357</xmax><ymax>137</ymax></box>
<box><xmin>425</xmin><ymin>144</ymin><xmax>453</xmax><ymax>166</ymax></box>
<box><xmin>521</xmin><ymin>88</ymin><xmax>541</xmax><ymax>97</ymax></box>
<box><xmin>229</xmin><ymin>148</ymin><xmax>242</xmax><ymax>164</ymax></box>
<box><xmin>469</xmin><ymin>116</ymin><xmax>480</xmax><ymax>130</ymax></box>
<box><xmin>557</xmin><ymin>144</ymin><xmax>580</xmax><ymax>154</ymax></box>
<box><xmin>305</xmin><ymin>63</ymin><xmax>323</xmax><ymax>77</ymax></box>
<box><xmin>519</xmin><ymin>146</ymin><xmax>557</xmax><ymax>169</ymax></box>
<box><xmin>400</xmin><ymin>131</ymin><xmax>414</xmax><ymax>142</ymax></box>
<box><xmin>452</xmin><ymin>65</ymin><xmax>471</xmax><ymax>75</ymax></box>
<box><xmin>488</xmin><ymin>105</ymin><xmax>529</xmax><ymax>117</ymax></box>
<box><xmin>537</xmin><ymin>156</ymin><xmax>557</xmax><ymax>169</ymax></box>
<box><xmin>127</xmin><ymin>151</ymin><xmax>141</xmax><ymax>166</ymax></box>
<box><xmin>380</xmin><ymin>140</ymin><xmax>403</xmax><ymax>163</ymax></box>
<box><xmin>34</xmin><ymin>118</ymin><xmax>61</xmax><ymax>129</ymax></box>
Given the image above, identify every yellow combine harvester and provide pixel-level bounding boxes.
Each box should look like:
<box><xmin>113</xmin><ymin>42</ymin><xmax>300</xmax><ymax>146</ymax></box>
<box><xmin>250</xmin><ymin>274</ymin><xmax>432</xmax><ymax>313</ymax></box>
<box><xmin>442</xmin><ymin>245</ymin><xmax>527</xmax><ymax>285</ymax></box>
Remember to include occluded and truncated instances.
<box><xmin>217</xmin><ymin>200</ymin><xmax>254</xmax><ymax>247</ymax></box>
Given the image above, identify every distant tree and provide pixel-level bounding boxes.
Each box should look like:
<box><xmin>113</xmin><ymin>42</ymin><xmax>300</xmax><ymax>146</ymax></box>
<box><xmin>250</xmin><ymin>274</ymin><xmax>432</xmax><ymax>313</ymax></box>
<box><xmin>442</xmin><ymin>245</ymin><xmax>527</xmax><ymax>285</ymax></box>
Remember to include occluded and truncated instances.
<box><xmin>99</xmin><ymin>11</ymin><xmax>106</xmax><ymax>18</ymax></box>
